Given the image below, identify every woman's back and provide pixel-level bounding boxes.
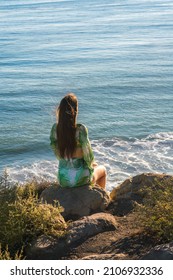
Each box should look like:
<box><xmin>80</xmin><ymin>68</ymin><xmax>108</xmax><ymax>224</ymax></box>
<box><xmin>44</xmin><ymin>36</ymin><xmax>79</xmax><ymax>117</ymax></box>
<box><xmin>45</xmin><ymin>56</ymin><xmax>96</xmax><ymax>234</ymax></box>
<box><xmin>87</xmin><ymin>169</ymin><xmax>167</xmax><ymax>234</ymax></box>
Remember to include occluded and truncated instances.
<box><xmin>50</xmin><ymin>123</ymin><xmax>94</xmax><ymax>187</ymax></box>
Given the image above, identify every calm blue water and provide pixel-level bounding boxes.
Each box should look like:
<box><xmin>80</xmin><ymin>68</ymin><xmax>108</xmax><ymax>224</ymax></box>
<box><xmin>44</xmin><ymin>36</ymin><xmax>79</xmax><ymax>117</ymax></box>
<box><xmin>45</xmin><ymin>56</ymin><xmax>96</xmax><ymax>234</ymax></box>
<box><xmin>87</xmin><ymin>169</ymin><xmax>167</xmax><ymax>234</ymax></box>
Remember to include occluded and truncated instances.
<box><xmin>0</xmin><ymin>0</ymin><xmax>173</xmax><ymax>190</ymax></box>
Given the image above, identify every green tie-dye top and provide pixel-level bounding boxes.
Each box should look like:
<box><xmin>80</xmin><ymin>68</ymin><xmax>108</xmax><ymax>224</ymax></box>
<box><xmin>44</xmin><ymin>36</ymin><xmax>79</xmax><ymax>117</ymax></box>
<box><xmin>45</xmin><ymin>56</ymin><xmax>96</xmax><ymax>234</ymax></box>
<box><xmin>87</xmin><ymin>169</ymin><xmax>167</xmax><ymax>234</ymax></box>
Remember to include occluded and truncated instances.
<box><xmin>50</xmin><ymin>123</ymin><xmax>94</xmax><ymax>187</ymax></box>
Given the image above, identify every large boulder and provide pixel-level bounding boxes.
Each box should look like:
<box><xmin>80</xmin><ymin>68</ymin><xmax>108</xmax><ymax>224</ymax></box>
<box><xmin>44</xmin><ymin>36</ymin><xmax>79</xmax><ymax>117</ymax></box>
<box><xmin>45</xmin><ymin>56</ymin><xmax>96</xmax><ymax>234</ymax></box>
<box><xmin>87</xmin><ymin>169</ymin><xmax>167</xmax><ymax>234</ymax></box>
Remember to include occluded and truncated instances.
<box><xmin>26</xmin><ymin>212</ymin><xmax>117</xmax><ymax>260</ymax></box>
<box><xmin>141</xmin><ymin>241</ymin><xmax>173</xmax><ymax>260</ymax></box>
<box><xmin>109</xmin><ymin>173</ymin><xmax>173</xmax><ymax>216</ymax></box>
<box><xmin>40</xmin><ymin>184</ymin><xmax>110</xmax><ymax>220</ymax></box>
<box><xmin>66</xmin><ymin>212</ymin><xmax>117</xmax><ymax>246</ymax></box>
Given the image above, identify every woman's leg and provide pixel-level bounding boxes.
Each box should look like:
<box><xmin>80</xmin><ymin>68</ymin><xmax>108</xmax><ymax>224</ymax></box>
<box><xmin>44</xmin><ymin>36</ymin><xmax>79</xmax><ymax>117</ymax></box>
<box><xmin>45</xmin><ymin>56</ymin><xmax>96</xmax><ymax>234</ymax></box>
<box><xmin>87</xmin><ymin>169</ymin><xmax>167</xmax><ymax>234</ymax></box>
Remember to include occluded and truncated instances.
<box><xmin>93</xmin><ymin>165</ymin><xmax>107</xmax><ymax>189</ymax></box>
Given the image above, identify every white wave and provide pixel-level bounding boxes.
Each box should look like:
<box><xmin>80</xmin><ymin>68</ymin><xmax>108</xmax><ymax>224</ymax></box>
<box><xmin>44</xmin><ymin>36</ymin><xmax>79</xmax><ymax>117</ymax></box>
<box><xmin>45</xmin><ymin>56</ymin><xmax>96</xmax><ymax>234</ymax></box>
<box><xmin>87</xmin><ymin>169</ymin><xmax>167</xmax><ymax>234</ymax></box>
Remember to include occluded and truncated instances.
<box><xmin>145</xmin><ymin>132</ymin><xmax>173</xmax><ymax>141</ymax></box>
<box><xmin>5</xmin><ymin>132</ymin><xmax>173</xmax><ymax>191</ymax></box>
<box><xmin>92</xmin><ymin>132</ymin><xmax>173</xmax><ymax>190</ymax></box>
<box><xmin>7</xmin><ymin>160</ymin><xmax>57</xmax><ymax>184</ymax></box>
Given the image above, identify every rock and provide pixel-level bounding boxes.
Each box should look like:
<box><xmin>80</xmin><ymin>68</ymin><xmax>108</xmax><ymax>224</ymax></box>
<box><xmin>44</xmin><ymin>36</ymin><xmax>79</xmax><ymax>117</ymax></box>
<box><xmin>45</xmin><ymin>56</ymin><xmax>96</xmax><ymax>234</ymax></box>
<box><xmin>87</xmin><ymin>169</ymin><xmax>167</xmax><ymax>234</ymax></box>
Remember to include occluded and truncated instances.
<box><xmin>66</xmin><ymin>212</ymin><xmax>117</xmax><ymax>246</ymax></box>
<box><xmin>40</xmin><ymin>184</ymin><xmax>110</xmax><ymax>220</ymax></box>
<box><xmin>26</xmin><ymin>212</ymin><xmax>117</xmax><ymax>260</ymax></box>
<box><xmin>109</xmin><ymin>173</ymin><xmax>173</xmax><ymax>216</ymax></box>
<box><xmin>26</xmin><ymin>173</ymin><xmax>173</xmax><ymax>260</ymax></box>
<box><xmin>26</xmin><ymin>235</ymin><xmax>68</xmax><ymax>260</ymax></box>
<box><xmin>141</xmin><ymin>241</ymin><xmax>173</xmax><ymax>260</ymax></box>
<box><xmin>110</xmin><ymin>173</ymin><xmax>173</xmax><ymax>201</ymax></box>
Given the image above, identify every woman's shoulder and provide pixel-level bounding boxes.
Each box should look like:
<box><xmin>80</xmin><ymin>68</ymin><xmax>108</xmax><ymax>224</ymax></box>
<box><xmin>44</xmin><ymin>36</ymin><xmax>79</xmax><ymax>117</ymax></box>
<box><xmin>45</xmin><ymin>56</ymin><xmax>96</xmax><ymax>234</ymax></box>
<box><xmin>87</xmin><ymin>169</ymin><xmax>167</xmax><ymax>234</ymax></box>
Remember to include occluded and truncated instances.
<box><xmin>77</xmin><ymin>123</ymin><xmax>88</xmax><ymax>131</ymax></box>
<box><xmin>77</xmin><ymin>123</ymin><xmax>88</xmax><ymax>136</ymax></box>
<box><xmin>76</xmin><ymin>124</ymin><xmax>88</xmax><ymax>143</ymax></box>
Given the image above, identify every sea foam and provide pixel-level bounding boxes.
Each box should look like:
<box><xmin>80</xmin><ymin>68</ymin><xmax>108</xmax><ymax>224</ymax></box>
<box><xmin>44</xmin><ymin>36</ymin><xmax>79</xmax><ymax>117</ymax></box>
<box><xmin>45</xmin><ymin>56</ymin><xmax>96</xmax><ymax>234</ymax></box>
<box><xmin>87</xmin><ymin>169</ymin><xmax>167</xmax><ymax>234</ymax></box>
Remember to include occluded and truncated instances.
<box><xmin>6</xmin><ymin>132</ymin><xmax>173</xmax><ymax>191</ymax></box>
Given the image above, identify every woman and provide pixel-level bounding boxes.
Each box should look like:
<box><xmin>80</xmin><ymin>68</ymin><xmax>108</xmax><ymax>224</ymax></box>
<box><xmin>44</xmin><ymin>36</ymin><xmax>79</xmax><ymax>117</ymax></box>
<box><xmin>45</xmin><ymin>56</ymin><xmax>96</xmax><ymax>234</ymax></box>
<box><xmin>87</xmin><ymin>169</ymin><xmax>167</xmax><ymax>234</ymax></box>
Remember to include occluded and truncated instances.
<box><xmin>50</xmin><ymin>93</ymin><xmax>106</xmax><ymax>189</ymax></box>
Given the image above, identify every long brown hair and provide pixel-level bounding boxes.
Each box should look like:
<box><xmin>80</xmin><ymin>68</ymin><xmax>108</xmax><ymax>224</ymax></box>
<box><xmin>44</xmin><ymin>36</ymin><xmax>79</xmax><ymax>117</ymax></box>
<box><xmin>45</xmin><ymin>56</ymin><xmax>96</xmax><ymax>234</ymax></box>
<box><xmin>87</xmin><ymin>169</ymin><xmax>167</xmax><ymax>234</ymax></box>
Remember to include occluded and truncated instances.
<box><xmin>56</xmin><ymin>93</ymin><xmax>78</xmax><ymax>158</ymax></box>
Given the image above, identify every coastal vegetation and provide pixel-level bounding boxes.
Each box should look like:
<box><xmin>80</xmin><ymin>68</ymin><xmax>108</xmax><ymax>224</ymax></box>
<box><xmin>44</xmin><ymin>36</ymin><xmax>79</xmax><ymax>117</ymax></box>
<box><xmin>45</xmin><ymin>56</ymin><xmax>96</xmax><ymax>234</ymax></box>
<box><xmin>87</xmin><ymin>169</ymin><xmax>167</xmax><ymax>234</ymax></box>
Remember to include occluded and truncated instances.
<box><xmin>0</xmin><ymin>171</ymin><xmax>173</xmax><ymax>260</ymax></box>
<box><xmin>135</xmin><ymin>177</ymin><xmax>173</xmax><ymax>242</ymax></box>
<box><xmin>0</xmin><ymin>171</ymin><xmax>68</xmax><ymax>260</ymax></box>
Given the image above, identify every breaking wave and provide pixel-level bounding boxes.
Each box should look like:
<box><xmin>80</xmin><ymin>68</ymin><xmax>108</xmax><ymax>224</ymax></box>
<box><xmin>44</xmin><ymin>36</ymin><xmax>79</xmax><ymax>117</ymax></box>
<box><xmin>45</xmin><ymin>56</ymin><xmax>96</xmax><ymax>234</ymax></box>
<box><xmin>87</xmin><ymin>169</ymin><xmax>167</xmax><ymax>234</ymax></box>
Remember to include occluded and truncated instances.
<box><xmin>6</xmin><ymin>132</ymin><xmax>173</xmax><ymax>191</ymax></box>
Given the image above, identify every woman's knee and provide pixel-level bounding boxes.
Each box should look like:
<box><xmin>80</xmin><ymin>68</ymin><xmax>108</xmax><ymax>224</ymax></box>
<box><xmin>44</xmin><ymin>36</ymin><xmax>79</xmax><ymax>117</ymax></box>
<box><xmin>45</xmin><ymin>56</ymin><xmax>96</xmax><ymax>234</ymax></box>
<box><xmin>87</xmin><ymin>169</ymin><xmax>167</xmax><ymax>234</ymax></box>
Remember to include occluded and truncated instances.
<box><xmin>93</xmin><ymin>165</ymin><xmax>107</xmax><ymax>180</ymax></box>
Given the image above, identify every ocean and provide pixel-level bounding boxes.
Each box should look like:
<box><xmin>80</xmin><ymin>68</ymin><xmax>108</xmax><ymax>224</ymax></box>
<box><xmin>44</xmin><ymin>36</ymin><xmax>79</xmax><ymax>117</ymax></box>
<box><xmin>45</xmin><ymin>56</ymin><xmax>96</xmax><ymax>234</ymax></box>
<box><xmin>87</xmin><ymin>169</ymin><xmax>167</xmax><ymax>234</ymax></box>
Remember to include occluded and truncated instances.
<box><xmin>0</xmin><ymin>0</ymin><xmax>173</xmax><ymax>190</ymax></box>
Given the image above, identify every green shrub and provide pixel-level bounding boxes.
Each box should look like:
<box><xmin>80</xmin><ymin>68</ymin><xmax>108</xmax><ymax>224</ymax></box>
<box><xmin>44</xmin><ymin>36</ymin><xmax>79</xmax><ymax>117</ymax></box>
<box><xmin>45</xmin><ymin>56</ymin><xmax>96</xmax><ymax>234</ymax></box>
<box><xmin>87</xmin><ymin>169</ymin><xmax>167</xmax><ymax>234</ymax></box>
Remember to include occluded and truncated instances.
<box><xmin>134</xmin><ymin>178</ymin><xmax>173</xmax><ymax>242</ymax></box>
<box><xmin>0</xmin><ymin>172</ymin><xmax>67</xmax><ymax>259</ymax></box>
<box><xmin>16</xmin><ymin>178</ymin><xmax>53</xmax><ymax>199</ymax></box>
